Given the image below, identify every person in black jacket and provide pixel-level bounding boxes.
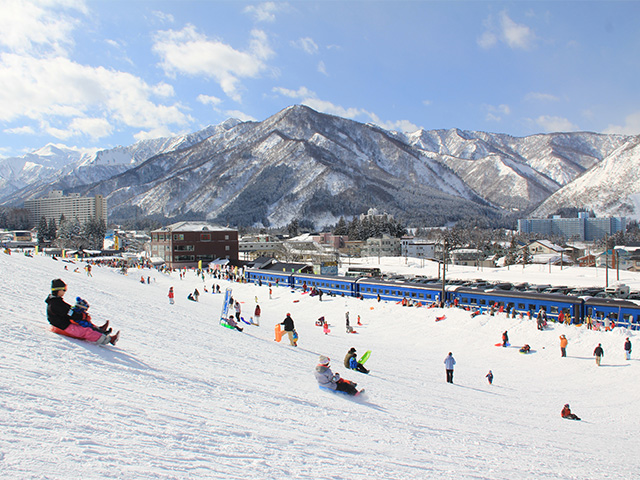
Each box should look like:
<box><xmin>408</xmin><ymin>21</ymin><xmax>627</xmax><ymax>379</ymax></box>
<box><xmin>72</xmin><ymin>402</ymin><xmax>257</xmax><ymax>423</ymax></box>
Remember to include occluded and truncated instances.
<box><xmin>280</xmin><ymin>313</ymin><xmax>297</xmax><ymax>346</ymax></box>
<box><xmin>593</xmin><ymin>343</ymin><xmax>604</xmax><ymax>366</ymax></box>
<box><xmin>46</xmin><ymin>279</ymin><xmax>119</xmax><ymax>345</ymax></box>
<box><xmin>624</xmin><ymin>337</ymin><xmax>632</xmax><ymax>360</ymax></box>
<box><xmin>344</xmin><ymin>347</ymin><xmax>369</xmax><ymax>374</ymax></box>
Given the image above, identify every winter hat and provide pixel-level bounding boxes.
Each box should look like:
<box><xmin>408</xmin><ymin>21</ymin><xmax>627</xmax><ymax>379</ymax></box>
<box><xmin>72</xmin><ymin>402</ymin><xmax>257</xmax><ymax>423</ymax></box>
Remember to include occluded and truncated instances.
<box><xmin>51</xmin><ymin>279</ymin><xmax>66</xmax><ymax>292</ymax></box>
<box><xmin>564</xmin><ymin>404</ymin><xmax>570</xmax><ymax>408</ymax></box>
<box><xmin>74</xmin><ymin>297</ymin><xmax>89</xmax><ymax>311</ymax></box>
<box><xmin>318</xmin><ymin>355</ymin><xmax>330</xmax><ymax>365</ymax></box>
<box><xmin>349</xmin><ymin>347</ymin><xmax>356</xmax><ymax>354</ymax></box>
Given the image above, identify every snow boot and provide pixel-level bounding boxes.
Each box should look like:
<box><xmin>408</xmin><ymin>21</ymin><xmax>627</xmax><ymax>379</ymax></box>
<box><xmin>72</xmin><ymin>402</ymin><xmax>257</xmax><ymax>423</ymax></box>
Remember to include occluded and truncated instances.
<box><xmin>100</xmin><ymin>320</ymin><xmax>109</xmax><ymax>330</ymax></box>
<box><xmin>109</xmin><ymin>331</ymin><xmax>120</xmax><ymax>345</ymax></box>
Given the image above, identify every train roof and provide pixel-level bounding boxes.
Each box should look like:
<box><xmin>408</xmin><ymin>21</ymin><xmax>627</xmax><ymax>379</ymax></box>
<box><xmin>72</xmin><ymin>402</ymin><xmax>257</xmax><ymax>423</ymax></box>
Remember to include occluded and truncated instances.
<box><xmin>452</xmin><ymin>286</ymin><xmax>583</xmax><ymax>304</ymax></box>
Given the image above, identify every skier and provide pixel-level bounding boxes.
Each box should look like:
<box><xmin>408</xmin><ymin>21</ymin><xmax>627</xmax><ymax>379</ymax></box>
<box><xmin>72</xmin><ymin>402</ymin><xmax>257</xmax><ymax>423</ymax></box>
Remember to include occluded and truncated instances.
<box><xmin>593</xmin><ymin>343</ymin><xmax>604</xmax><ymax>366</ymax></box>
<box><xmin>486</xmin><ymin>370</ymin><xmax>493</xmax><ymax>385</ymax></box>
<box><xmin>46</xmin><ymin>279</ymin><xmax>119</xmax><ymax>345</ymax></box>
<box><xmin>559</xmin><ymin>334</ymin><xmax>568</xmax><ymax>357</ymax></box>
<box><xmin>624</xmin><ymin>337</ymin><xmax>632</xmax><ymax>360</ymax></box>
<box><xmin>280</xmin><ymin>313</ymin><xmax>297</xmax><ymax>346</ymax></box>
<box><xmin>168</xmin><ymin>286</ymin><xmax>174</xmax><ymax>305</ymax></box>
<box><xmin>561</xmin><ymin>404</ymin><xmax>581</xmax><ymax>420</ymax></box>
<box><xmin>444</xmin><ymin>352</ymin><xmax>456</xmax><ymax>383</ymax></box>
<box><xmin>314</xmin><ymin>355</ymin><xmax>361</xmax><ymax>396</ymax></box>
<box><xmin>344</xmin><ymin>347</ymin><xmax>369</xmax><ymax>374</ymax></box>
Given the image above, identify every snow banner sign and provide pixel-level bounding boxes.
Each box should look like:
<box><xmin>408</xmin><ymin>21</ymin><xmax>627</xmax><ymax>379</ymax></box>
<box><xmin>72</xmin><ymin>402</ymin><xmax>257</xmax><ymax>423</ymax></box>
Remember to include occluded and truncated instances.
<box><xmin>220</xmin><ymin>288</ymin><xmax>232</xmax><ymax>324</ymax></box>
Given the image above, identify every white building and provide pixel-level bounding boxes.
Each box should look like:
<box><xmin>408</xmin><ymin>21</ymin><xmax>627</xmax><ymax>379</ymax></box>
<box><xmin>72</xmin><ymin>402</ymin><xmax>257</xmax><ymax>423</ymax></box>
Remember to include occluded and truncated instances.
<box><xmin>25</xmin><ymin>191</ymin><xmax>107</xmax><ymax>225</ymax></box>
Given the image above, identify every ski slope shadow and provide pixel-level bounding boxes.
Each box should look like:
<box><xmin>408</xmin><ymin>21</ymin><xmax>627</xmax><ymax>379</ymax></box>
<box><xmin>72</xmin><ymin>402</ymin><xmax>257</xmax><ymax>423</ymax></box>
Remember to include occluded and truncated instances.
<box><xmin>59</xmin><ymin>336</ymin><xmax>154</xmax><ymax>371</ymax></box>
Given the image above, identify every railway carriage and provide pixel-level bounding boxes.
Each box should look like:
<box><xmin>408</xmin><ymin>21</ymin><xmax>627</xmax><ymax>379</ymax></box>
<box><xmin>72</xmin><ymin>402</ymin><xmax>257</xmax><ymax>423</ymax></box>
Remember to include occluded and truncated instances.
<box><xmin>356</xmin><ymin>278</ymin><xmax>444</xmax><ymax>304</ymax></box>
<box><xmin>293</xmin><ymin>273</ymin><xmax>358</xmax><ymax>297</ymax></box>
<box><xmin>584</xmin><ymin>297</ymin><xmax>640</xmax><ymax>329</ymax></box>
<box><xmin>245</xmin><ymin>269</ymin><xmax>294</xmax><ymax>289</ymax></box>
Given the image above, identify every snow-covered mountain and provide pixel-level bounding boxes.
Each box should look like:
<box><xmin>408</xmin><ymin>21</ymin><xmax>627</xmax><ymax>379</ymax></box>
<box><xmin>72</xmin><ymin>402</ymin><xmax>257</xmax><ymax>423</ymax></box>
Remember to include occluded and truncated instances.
<box><xmin>0</xmin><ymin>120</ymin><xmax>240</xmax><ymax>204</ymax></box>
<box><xmin>2</xmin><ymin>105</ymin><xmax>638</xmax><ymax>226</ymax></box>
<box><xmin>533</xmin><ymin>135</ymin><xmax>640</xmax><ymax>219</ymax></box>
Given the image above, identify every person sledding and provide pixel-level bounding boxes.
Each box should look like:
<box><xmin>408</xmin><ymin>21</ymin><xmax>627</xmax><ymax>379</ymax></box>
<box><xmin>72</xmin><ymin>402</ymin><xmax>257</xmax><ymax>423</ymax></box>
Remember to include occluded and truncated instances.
<box><xmin>344</xmin><ymin>347</ymin><xmax>370</xmax><ymax>374</ymax></box>
<box><xmin>315</xmin><ymin>355</ymin><xmax>362</xmax><ymax>396</ymax></box>
<box><xmin>519</xmin><ymin>344</ymin><xmax>531</xmax><ymax>353</ymax></box>
<box><xmin>70</xmin><ymin>297</ymin><xmax>112</xmax><ymax>334</ymax></box>
<box><xmin>46</xmin><ymin>279</ymin><xmax>119</xmax><ymax>345</ymax></box>
<box><xmin>561</xmin><ymin>404</ymin><xmax>581</xmax><ymax>420</ymax></box>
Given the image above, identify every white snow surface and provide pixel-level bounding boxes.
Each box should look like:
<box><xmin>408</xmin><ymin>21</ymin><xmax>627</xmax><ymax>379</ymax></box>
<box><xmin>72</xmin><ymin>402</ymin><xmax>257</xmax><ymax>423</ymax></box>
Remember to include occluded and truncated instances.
<box><xmin>2</xmin><ymin>252</ymin><xmax>640</xmax><ymax>479</ymax></box>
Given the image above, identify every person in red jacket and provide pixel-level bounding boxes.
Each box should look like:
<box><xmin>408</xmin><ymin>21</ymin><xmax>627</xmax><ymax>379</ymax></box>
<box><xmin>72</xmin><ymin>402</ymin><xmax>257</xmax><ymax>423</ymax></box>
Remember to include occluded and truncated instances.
<box><xmin>561</xmin><ymin>404</ymin><xmax>580</xmax><ymax>420</ymax></box>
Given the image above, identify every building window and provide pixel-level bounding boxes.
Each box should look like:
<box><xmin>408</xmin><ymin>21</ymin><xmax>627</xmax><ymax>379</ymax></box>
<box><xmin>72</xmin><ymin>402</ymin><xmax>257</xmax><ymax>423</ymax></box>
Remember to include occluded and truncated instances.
<box><xmin>225</xmin><ymin>235</ymin><xmax>229</xmax><ymax>240</ymax></box>
<box><xmin>173</xmin><ymin>234</ymin><xmax>184</xmax><ymax>241</ymax></box>
<box><xmin>201</xmin><ymin>233</ymin><xmax>211</xmax><ymax>241</ymax></box>
<box><xmin>174</xmin><ymin>255</ymin><xmax>195</xmax><ymax>262</ymax></box>
<box><xmin>174</xmin><ymin>245</ymin><xmax>194</xmax><ymax>251</ymax></box>
<box><xmin>225</xmin><ymin>245</ymin><xmax>230</xmax><ymax>251</ymax></box>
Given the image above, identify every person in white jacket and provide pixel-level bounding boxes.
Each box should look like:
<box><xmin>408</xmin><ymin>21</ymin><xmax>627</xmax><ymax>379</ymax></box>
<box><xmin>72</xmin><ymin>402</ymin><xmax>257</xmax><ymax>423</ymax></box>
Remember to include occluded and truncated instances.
<box><xmin>444</xmin><ymin>352</ymin><xmax>456</xmax><ymax>383</ymax></box>
<box><xmin>314</xmin><ymin>355</ymin><xmax>360</xmax><ymax>395</ymax></box>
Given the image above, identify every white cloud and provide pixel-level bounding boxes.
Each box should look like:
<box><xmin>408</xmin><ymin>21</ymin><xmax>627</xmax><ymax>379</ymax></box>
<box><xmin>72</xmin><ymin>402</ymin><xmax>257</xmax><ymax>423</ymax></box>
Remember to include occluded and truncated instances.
<box><xmin>291</xmin><ymin>37</ymin><xmax>318</xmax><ymax>55</ymax></box>
<box><xmin>272</xmin><ymin>86</ymin><xmax>420</xmax><ymax>132</ymax></box>
<box><xmin>3</xmin><ymin>125</ymin><xmax>35</xmax><ymax>135</ymax></box>
<box><xmin>422</xmin><ymin>100</ymin><xmax>432</xmax><ymax>107</ymax></box>
<box><xmin>525</xmin><ymin>92</ymin><xmax>559</xmax><ymax>102</ymax></box>
<box><xmin>604</xmin><ymin>111</ymin><xmax>640</xmax><ymax>135</ymax></box>
<box><xmin>224</xmin><ymin>110</ymin><xmax>257</xmax><ymax>122</ymax></box>
<box><xmin>152</xmin><ymin>10</ymin><xmax>175</xmax><ymax>24</ymax></box>
<box><xmin>243</xmin><ymin>2</ymin><xmax>282</xmax><ymax>23</ymax></box>
<box><xmin>317</xmin><ymin>61</ymin><xmax>327</xmax><ymax>76</ymax></box>
<box><xmin>485</xmin><ymin>104</ymin><xmax>511</xmax><ymax>122</ymax></box>
<box><xmin>152</xmin><ymin>25</ymin><xmax>274</xmax><ymax>102</ymax></box>
<box><xmin>134</xmin><ymin>126</ymin><xmax>174</xmax><ymax>142</ymax></box>
<box><xmin>535</xmin><ymin>115</ymin><xmax>579</xmax><ymax>133</ymax></box>
<box><xmin>0</xmin><ymin>53</ymin><xmax>191</xmax><ymax>132</ymax></box>
<box><xmin>478</xmin><ymin>11</ymin><xmax>535</xmax><ymax>50</ymax></box>
<box><xmin>68</xmin><ymin>117</ymin><xmax>113</xmax><ymax>140</ymax></box>
<box><xmin>0</xmin><ymin>0</ymin><xmax>86</xmax><ymax>56</ymax></box>
<box><xmin>197</xmin><ymin>94</ymin><xmax>223</xmax><ymax>107</ymax></box>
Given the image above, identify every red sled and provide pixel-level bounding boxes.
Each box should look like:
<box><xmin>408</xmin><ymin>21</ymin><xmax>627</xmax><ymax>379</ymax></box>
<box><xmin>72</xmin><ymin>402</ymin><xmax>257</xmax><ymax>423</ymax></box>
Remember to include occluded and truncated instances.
<box><xmin>435</xmin><ymin>315</ymin><xmax>446</xmax><ymax>322</ymax></box>
<box><xmin>50</xmin><ymin>326</ymin><xmax>77</xmax><ymax>338</ymax></box>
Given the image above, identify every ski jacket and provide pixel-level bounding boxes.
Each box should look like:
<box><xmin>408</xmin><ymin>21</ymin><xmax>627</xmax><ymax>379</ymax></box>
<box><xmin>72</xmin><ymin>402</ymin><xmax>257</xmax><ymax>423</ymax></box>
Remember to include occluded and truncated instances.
<box><xmin>624</xmin><ymin>340</ymin><xmax>632</xmax><ymax>352</ymax></box>
<box><xmin>281</xmin><ymin>315</ymin><xmax>295</xmax><ymax>331</ymax></box>
<box><xmin>344</xmin><ymin>351</ymin><xmax>357</xmax><ymax>369</ymax></box>
<box><xmin>444</xmin><ymin>354</ymin><xmax>456</xmax><ymax>370</ymax></box>
<box><xmin>560</xmin><ymin>336</ymin><xmax>568</xmax><ymax>348</ymax></box>
<box><xmin>45</xmin><ymin>294</ymin><xmax>76</xmax><ymax>330</ymax></box>
<box><xmin>561</xmin><ymin>406</ymin><xmax>572</xmax><ymax>418</ymax></box>
<box><xmin>254</xmin><ymin>305</ymin><xmax>261</xmax><ymax>316</ymax></box>
<box><xmin>594</xmin><ymin>346</ymin><xmax>604</xmax><ymax>357</ymax></box>
<box><xmin>315</xmin><ymin>365</ymin><xmax>339</xmax><ymax>390</ymax></box>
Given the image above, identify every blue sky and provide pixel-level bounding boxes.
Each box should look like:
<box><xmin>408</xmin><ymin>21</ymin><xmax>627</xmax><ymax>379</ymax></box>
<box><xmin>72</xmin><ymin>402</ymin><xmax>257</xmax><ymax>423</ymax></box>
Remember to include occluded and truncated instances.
<box><xmin>1</xmin><ymin>0</ymin><xmax>639</xmax><ymax>158</ymax></box>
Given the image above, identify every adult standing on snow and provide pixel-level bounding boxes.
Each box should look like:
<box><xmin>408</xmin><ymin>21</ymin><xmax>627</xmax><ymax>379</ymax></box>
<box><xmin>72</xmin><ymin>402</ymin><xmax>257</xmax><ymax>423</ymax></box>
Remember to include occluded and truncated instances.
<box><xmin>559</xmin><ymin>335</ymin><xmax>568</xmax><ymax>357</ymax></box>
<box><xmin>502</xmin><ymin>331</ymin><xmax>509</xmax><ymax>347</ymax></box>
<box><xmin>593</xmin><ymin>343</ymin><xmax>604</xmax><ymax>366</ymax></box>
<box><xmin>253</xmin><ymin>304</ymin><xmax>261</xmax><ymax>326</ymax></box>
<box><xmin>281</xmin><ymin>313</ymin><xmax>297</xmax><ymax>346</ymax></box>
<box><xmin>444</xmin><ymin>352</ymin><xmax>456</xmax><ymax>383</ymax></box>
<box><xmin>624</xmin><ymin>337</ymin><xmax>632</xmax><ymax>360</ymax></box>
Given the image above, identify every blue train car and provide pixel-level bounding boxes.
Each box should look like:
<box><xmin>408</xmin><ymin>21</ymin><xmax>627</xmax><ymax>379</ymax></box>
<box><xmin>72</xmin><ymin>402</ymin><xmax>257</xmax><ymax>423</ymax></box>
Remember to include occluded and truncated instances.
<box><xmin>293</xmin><ymin>273</ymin><xmax>358</xmax><ymax>297</ymax></box>
<box><xmin>244</xmin><ymin>269</ymin><xmax>294</xmax><ymax>289</ymax></box>
<box><xmin>584</xmin><ymin>297</ymin><xmax>640</xmax><ymax>329</ymax></box>
<box><xmin>450</xmin><ymin>287</ymin><xmax>583</xmax><ymax>322</ymax></box>
<box><xmin>356</xmin><ymin>278</ymin><xmax>444</xmax><ymax>304</ymax></box>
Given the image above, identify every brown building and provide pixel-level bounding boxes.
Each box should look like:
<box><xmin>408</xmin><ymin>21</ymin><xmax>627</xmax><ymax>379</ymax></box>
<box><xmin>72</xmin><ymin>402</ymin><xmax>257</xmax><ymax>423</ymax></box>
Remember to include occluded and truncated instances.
<box><xmin>150</xmin><ymin>221</ymin><xmax>238</xmax><ymax>268</ymax></box>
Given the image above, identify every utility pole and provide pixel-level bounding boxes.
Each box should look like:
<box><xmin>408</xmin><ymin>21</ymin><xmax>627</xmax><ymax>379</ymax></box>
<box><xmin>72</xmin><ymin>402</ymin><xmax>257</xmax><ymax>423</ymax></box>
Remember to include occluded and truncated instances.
<box><xmin>605</xmin><ymin>234</ymin><xmax>609</xmax><ymax>288</ymax></box>
<box><xmin>441</xmin><ymin>237</ymin><xmax>446</xmax><ymax>307</ymax></box>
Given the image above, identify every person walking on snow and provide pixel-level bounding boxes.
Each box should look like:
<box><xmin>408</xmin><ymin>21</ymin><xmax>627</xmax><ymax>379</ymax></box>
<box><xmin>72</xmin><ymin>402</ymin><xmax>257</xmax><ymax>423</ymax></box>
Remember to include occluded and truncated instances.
<box><xmin>253</xmin><ymin>304</ymin><xmax>261</xmax><ymax>326</ymax></box>
<box><xmin>168</xmin><ymin>286</ymin><xmax>174</xmax><ymax>305</ymax></box>
<box><xmin>502</xmin><ymin>331</ymin><xmax>509</xmax><ymax>347</ymax></box>
<box><xmin>624</xmin><ymin>337</ymin><xmax>632</xmax><ymax>360</ymax></box>
<box><xmin>486</xmin><ymin>370</ymin><xmax>493</xmax><ymax>385</ymax></box>
<box><xmin>559</xmin><ymin>335</ymin><xmax>568</xmax><ymax>357</ymax></box>
<box><xmin>444</xmin><ymin>352</ymin><xmax>456</xmax><ymax>383</ymax></box>
<box><xmin>281</xmin><ymin>313</ymin><xmax>297</xmax><ymax>346</ymax></box>
<box><xmin>593</xmin><ymin>343</ymin><xmax>604</xmax><ymax>366</ymax></box>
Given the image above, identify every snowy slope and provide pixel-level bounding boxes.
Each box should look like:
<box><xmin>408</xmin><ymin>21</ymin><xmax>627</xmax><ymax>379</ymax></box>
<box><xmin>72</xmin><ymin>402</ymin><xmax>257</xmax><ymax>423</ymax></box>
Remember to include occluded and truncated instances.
<box><xmin>1</xmin><ymin>252</ymin><xmax>639</xmax><ymax>479</ymax></box>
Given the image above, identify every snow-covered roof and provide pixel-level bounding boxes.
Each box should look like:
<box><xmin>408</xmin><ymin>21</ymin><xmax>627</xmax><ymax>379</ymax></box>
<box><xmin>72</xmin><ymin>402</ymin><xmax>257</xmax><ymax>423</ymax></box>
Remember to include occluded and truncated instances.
<box><xmin>153</xmin><ymin>221</ymin><xmax>235</xmax><ymax>232</ymax></box>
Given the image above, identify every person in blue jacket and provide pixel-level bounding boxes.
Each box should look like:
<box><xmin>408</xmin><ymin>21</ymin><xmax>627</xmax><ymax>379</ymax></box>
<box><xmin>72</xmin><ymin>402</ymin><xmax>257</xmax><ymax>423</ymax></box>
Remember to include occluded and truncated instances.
<box><xmin>344</xmin><ymin>347</ymin><xmax>369</xmax><ymax>374</ymax></box>
<box><xmin>444</xmin><ymin>352</ymin><xmax>456</xmax><ymax>383</ymax></box>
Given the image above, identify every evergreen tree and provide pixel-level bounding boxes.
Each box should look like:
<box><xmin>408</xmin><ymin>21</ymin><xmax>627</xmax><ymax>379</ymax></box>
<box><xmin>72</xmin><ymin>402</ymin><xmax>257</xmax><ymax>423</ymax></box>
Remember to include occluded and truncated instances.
<box><xmin>522</xmin><ymin>245</ymin><xmax>531</xmax><ymax>266</ymax></box>
<box><xmin>287</xmin><ymin>219</ymin><xmax>299</xmax><ymax>238</ymax></box>
<box><xmin>47</xmin><ymin>218</ymin><xmax>57</xmax><ymax>243</ymax></box>
<box><xmin>334</xmin><ymin>216</ymin><xmax>348</xmax><ymax>236</ymax></box>
<box><xmin>37</xmin><ymin>216</ymin><xmax>48</xmax><ymax>246</ymax></box>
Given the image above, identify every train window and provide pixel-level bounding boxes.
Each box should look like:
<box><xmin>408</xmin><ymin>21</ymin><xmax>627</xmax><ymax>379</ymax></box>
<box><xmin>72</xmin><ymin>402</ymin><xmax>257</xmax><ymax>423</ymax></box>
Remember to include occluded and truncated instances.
<box><xmin>479</xmin><ymin>299</ymin><xmax>486</xmax><ymax>305</ymax></box>
<box><xmin>385</xmin><ymin>290</ymin><xmax>389</xmax><ymax>295</ymax></box>
<box><xmin>507</xmin><ymin>303</ymin><xmax>514</xmax><ymax>309</ymax></box>
<box><xmin>461</xmin><ymin>297</ymin><xmax>468</xmax><ymax>303</ymax></box>
<box><xmin>419</xmin><ymin>293</ymin><xmax>424</xmax><ymax>299</ymax></box>
<box><xmin>611</xmin><ymin>312</ymin><xmax>619</xmax><ymax>320</ymax></box>
<box><xmin>518</xmin><ymin>303</ymin><xmax>525</xmax><ymax>309</ymax></box>
<box><xmin>426</xmin><ymin>294</ymin><xmax>432</xmax><ymax>299</ymax></box>
<box><xmin>411</xmin><ymin>292</ymin><xmax>417</xmax><ymax>298</ymax></box>
<box><xmin>529</xmin><ymin>304</ymin><xmax>536</xmax><ymax>311</ymax></box>
<box><xmin>549</xmin><ymin>306</ymin><xmax>558</xmax><ymax>314</ymax></box>
<box><xmin>470</xmin><ymin>298</ymin><xmax>477</xmax><ymax>305</ymax></box>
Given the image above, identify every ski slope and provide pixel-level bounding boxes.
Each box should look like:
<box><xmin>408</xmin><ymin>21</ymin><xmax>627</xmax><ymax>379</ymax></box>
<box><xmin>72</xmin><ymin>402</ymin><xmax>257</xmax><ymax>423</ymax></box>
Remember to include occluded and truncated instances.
<box><xmin>1</xmin><ymin>251</ymin><xmax>639</xmax><ymax>479</ymax></box>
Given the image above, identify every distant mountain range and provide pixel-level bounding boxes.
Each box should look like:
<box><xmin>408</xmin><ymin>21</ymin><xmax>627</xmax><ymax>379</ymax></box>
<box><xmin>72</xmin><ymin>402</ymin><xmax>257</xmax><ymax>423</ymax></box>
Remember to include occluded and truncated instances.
<box><xmin>1</xmin><ymin>105</ymin><xmax>638</xmax><ymax>228</ymax></box>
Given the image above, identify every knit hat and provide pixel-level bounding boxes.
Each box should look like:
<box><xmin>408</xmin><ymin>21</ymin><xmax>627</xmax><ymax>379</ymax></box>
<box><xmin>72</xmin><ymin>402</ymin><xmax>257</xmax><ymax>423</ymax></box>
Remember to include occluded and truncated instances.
<box><xmin>51</xmin><ymin>279</ymin><xmax>66</xmax><ymax>292</ymax></box>
<box><xmin>318</xmin><ymin>355</ymin><xmax>330</xmax><ymax>365</ymax></box>
<box><xmin>74</xmin><ymin>297</ymin><xmax>89</xmax><ymax>311</ymax></box>
<box><xmin>348</xmin><ymin>347</ymin><xmax>356</xmax><ymax>354</ymax></box>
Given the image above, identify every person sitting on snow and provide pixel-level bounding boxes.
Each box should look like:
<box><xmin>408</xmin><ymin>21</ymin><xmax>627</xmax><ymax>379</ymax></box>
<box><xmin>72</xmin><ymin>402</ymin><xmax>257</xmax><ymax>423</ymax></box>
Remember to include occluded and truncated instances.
<box><xmin>561</xmin><ymin>404</ymin><xmax>581</xmax><ymax>420</ymax></box>
<box><xmin>344</xmin><ymin>347</ymin><xmax>370</xmax><ymax>374</ymax></box>
<box><xmin>46</xmin><ymin>279</ymin><xmax>119</xmax><ymax>345</ymax></box>
<box><xmin>519</xmin><ymin>344</ymin><xmax>531</xmax><ymax>353</ymax></box>
<box><xmin>70</xmin><ymin>297</ymin><xmax>112</xmax><ymax>334</ymax></box>
<box><xmin>224</xmin><ymin>315</ymin><xmax>243</xmax><ymax>332</ymax></box>
<box><xmin>315</xmin><ymin>355</ymin><xmax>361</xmax><ymax>395</ymax></box>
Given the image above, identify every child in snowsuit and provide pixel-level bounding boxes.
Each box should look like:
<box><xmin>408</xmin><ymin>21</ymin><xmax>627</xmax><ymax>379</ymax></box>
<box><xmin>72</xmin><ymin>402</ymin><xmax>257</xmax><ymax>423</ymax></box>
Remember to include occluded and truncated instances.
<box><xmin>70</xmin><ymin>297</ymin><xmax>111</xmax><ymax>334</ymax></box>
<box><xmin>314</xmin><ymin>356</ymin><xmax>360</xmax><ymax>395</ymax></box>
<box><xmin>344</xmin><ymin>347</ymin><xmax>369</xmax><ymax>374</ymax></box>
<box><xmin>486</xmin><ymin>370</ymin><xmax>493</xmax><ymax>385</ymax></box>
<box><xmin>561</xmin><ymin>404</ymin><xmax>580</xmax><ymax>420</ymax></box>
<box><xmin>519</xmin><ymin>344</ymin><xmax>531</xmax><ymax>353</ymax></box>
